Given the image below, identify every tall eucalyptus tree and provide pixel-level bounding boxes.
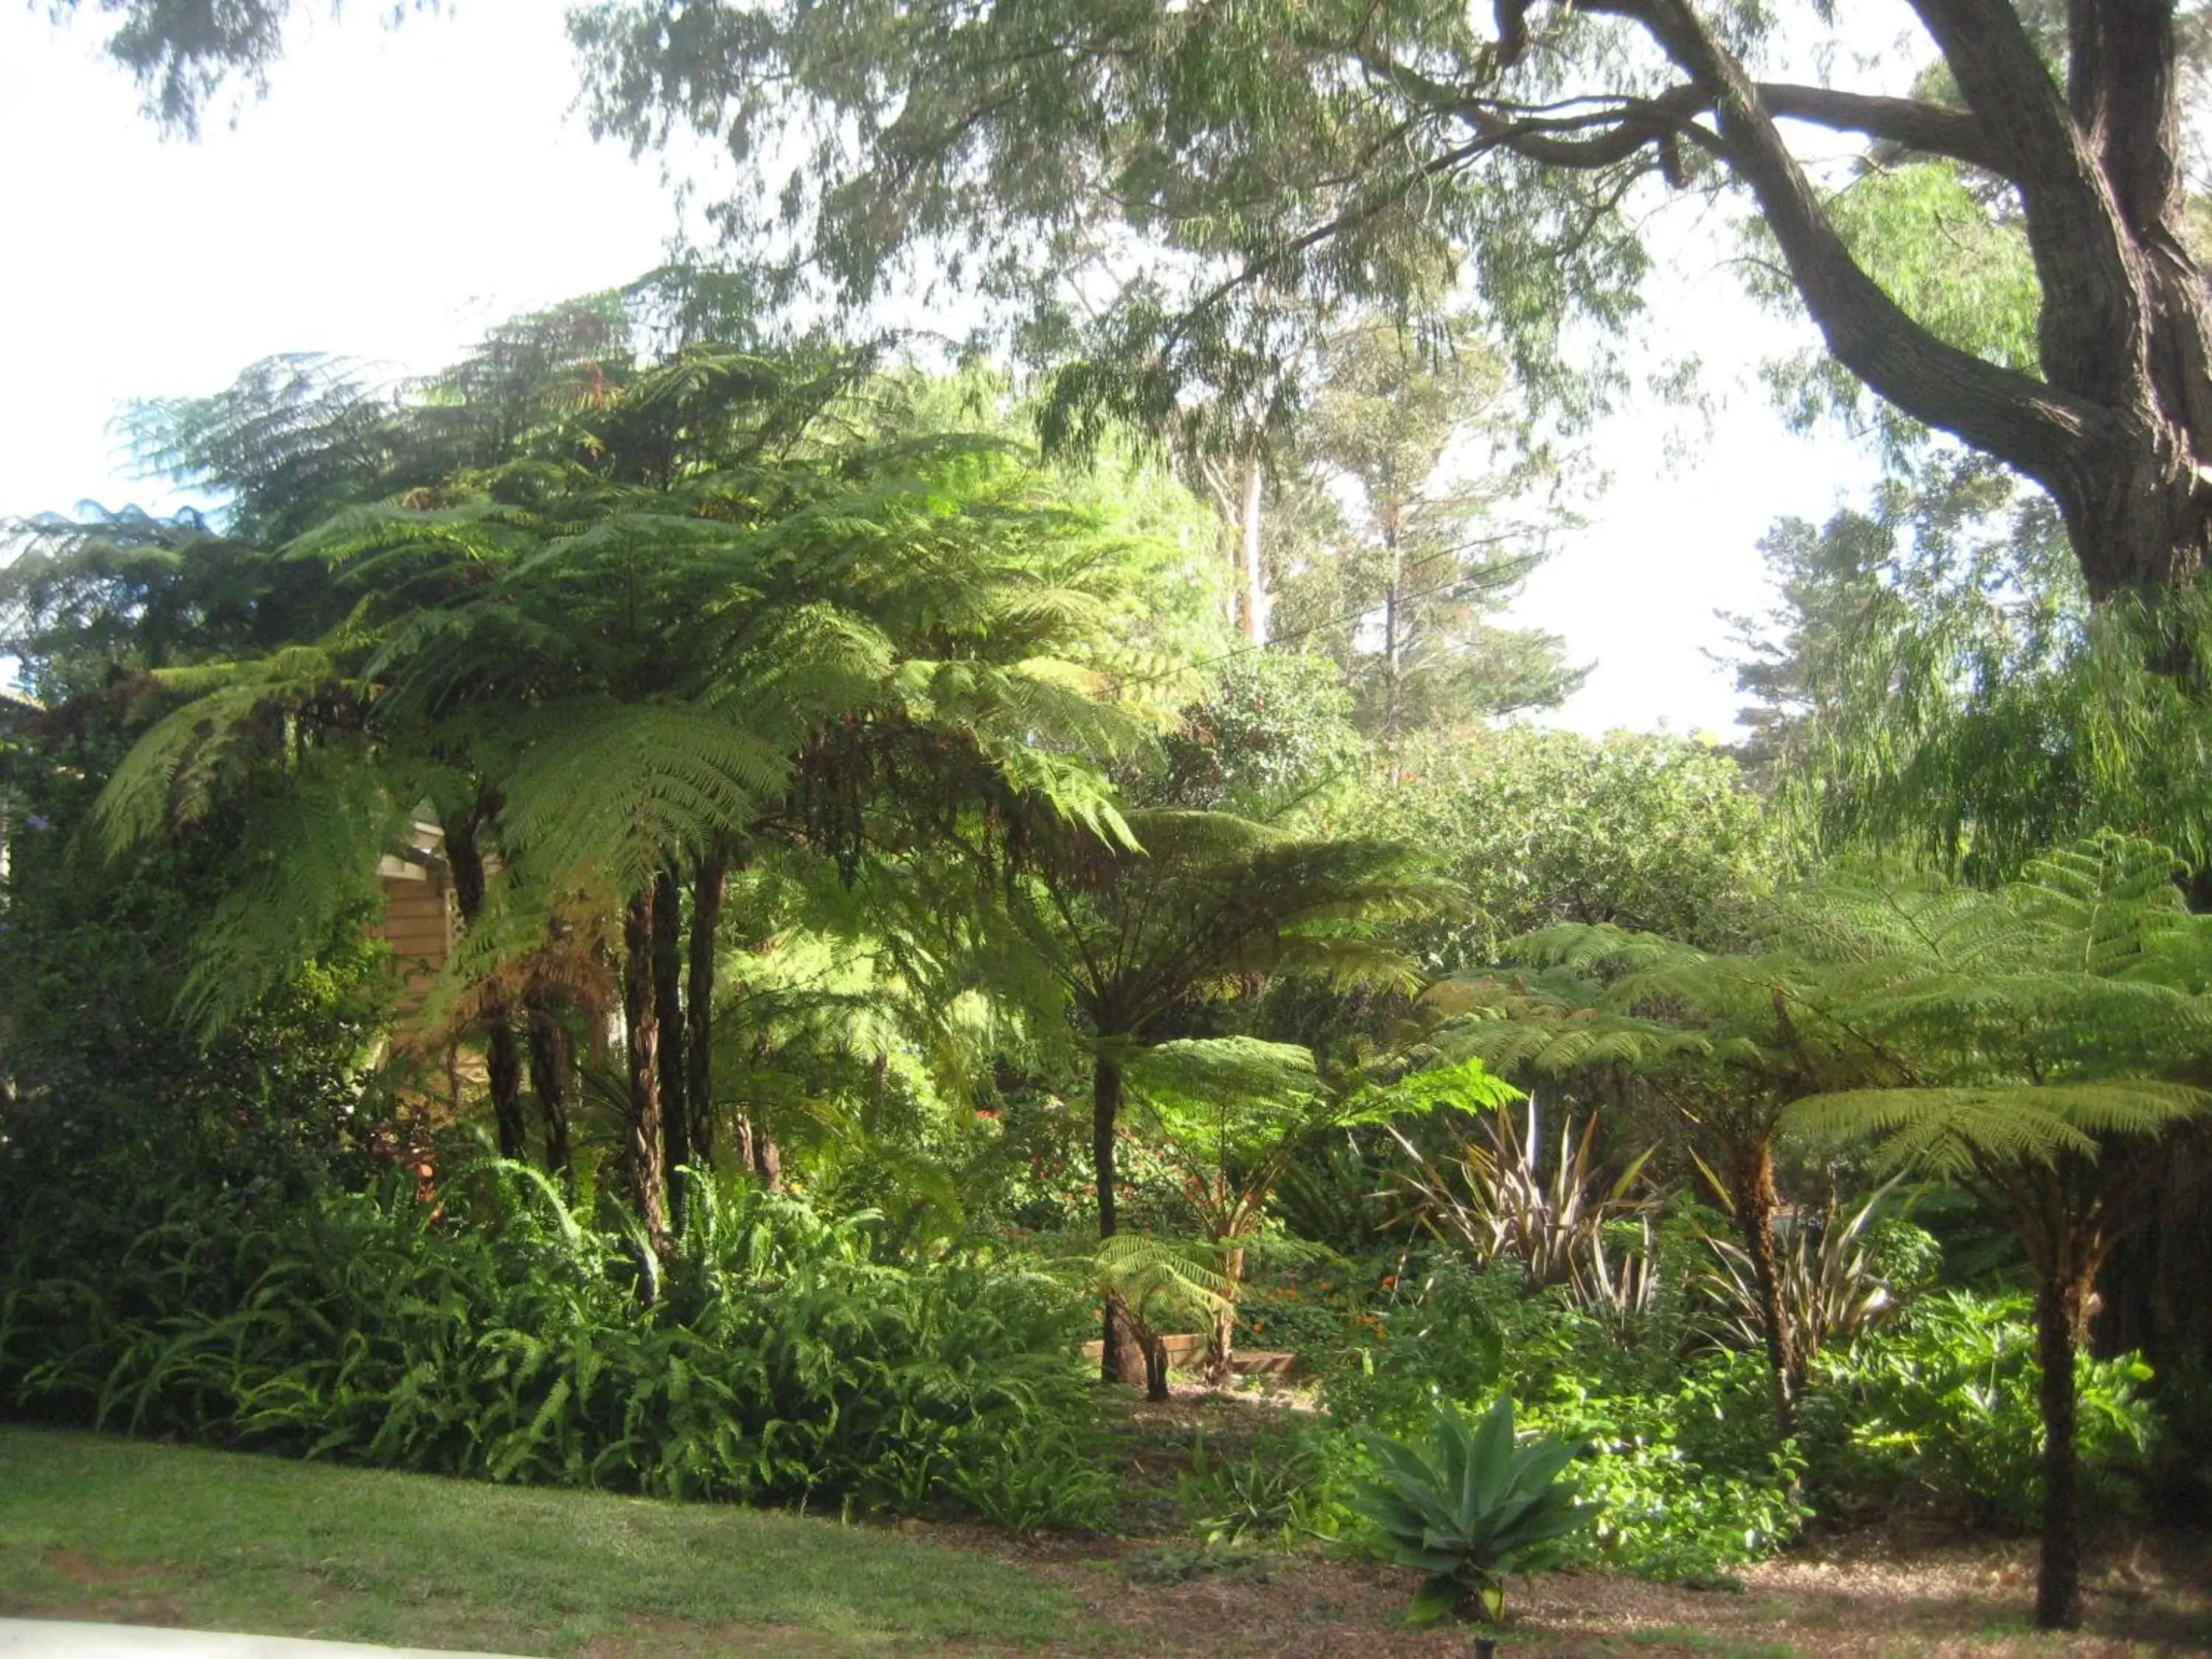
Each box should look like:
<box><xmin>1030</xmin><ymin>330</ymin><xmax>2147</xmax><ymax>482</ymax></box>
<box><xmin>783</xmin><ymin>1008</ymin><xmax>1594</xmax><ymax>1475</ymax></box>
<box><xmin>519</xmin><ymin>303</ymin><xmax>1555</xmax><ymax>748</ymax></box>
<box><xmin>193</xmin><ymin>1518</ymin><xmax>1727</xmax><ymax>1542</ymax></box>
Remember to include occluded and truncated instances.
<box><xmin>577</xmin><ymin>1</ymin><xmax>2211</xmax><ymax>611</ymax></box>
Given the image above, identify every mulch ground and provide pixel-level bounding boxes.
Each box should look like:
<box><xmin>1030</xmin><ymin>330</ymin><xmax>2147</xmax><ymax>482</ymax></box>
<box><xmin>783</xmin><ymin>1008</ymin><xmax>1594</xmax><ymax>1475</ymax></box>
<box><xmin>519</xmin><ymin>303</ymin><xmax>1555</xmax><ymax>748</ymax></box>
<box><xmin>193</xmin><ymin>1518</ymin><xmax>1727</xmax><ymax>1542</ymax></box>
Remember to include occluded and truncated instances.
<box><xmin>947</xmin><ymin>1385</ymin><xmax>2212</xmax><ymax>1658</ymax></box>
<box><xmin>984</xmin><ymin>1529</ymin><xmax>2212</xmax><ymax>1658</ymax></box>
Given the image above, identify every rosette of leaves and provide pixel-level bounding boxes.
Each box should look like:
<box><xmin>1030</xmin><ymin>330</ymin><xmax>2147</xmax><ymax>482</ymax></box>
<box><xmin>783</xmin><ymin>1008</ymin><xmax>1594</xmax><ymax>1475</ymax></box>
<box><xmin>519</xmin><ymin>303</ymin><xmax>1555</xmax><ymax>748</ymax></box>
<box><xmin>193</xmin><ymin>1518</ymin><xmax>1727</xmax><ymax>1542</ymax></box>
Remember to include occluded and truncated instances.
<box><xmin>1352</xmin><ymin>1395</ymin><xmax>1601</xmax><ymax>1627</ymax></box>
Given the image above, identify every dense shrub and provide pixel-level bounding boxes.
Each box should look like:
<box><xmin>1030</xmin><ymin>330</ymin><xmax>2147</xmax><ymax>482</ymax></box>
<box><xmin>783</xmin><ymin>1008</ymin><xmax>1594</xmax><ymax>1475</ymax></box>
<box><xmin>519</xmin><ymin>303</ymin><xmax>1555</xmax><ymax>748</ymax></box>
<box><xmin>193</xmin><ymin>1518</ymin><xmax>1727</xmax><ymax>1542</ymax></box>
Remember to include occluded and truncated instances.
<box><xmin>1318</xmin><ymin>1259</ymin><xmax>1804</xmax><ymax>1579</ymax></box>
<box><xmin>0</xmin><ymin>1166</ymin><xmax>1111</xmax><ymax>1527</ymax></box>
<box><xmin>1801</xmin><ymin>1290</ymin><xmax>2160</xmax><ymax>1531</ymax></box>
<box><xmin>1233</xmin><ymin>1256</ymin><xmax>1383</xmax><ymax>1363</ymax></box>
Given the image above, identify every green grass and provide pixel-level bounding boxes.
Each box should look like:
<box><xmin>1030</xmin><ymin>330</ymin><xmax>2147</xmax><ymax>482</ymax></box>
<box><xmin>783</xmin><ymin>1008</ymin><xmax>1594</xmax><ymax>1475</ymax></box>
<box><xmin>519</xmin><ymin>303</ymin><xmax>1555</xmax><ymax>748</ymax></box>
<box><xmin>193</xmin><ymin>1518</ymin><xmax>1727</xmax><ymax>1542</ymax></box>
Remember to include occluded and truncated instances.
<box><xmin>0</xmin><ymin>1424</ymin><xmax>1078</xmax><ymax>1655</ymax></box>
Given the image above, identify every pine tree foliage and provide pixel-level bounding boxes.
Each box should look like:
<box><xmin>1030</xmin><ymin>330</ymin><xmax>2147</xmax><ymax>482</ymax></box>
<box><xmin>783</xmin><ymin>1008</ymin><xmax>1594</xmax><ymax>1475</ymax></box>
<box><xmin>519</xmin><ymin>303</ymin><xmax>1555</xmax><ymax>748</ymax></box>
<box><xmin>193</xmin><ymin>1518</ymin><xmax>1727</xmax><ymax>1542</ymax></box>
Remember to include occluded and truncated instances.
<box><xmin>1271</xmin><ymin>313</ymin><xmax>1587</xmax><ymax>738</ymax></box>
<box><xmin>1714</xmin><ymin>456</ymin><xmax>2212</xmax><ymax>883</ymax></box>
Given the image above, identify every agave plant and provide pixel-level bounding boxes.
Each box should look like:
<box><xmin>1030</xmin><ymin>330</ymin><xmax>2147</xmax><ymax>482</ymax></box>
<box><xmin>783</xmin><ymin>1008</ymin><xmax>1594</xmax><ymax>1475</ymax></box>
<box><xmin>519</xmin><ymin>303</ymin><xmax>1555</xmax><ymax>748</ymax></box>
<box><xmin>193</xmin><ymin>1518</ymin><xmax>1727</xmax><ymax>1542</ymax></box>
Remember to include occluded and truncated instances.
<box><xmin>1352</xmin><ymin>1395</ymin><xmax>1602</xmax><ymax>1627</ymax></box>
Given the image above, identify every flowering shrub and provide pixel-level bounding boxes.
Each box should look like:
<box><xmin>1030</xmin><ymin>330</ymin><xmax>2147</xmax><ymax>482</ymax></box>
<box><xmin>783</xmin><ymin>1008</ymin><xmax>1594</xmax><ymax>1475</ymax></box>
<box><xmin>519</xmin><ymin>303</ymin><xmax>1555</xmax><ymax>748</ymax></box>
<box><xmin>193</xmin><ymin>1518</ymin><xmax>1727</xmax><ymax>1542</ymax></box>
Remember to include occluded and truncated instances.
<box><xmin>1235</xmin><ymin>1259</ymin><xmax>1388</xmax><ymax>1361</ymax></box>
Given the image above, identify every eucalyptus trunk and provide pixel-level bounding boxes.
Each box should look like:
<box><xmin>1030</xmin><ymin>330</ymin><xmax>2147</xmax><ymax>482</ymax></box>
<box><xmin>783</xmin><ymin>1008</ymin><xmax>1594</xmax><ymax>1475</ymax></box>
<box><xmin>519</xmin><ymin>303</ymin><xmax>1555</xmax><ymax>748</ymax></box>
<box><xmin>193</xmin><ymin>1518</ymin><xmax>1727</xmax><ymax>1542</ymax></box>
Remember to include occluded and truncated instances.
<box><xmin>750</xmin><ymin>1101</ymin><xmax>781</xmax><ymax>1189</ymax></box>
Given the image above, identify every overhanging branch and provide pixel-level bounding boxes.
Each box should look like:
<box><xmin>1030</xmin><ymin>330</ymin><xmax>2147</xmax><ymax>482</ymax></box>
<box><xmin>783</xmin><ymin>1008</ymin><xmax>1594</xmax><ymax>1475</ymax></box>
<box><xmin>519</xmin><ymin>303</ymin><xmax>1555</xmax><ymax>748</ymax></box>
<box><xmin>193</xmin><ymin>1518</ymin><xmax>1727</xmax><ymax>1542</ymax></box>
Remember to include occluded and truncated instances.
<box><xmin>1755</xmin><ymin>83</ymin><xmax>2006</xmax><ymax>178</ymax></box>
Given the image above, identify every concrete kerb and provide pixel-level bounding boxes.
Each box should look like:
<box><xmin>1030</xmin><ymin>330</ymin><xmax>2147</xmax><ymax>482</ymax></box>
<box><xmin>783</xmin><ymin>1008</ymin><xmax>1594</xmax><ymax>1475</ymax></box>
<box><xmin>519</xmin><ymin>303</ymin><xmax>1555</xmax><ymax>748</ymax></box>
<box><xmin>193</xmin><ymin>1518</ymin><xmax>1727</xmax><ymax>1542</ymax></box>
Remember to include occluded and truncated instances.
<box><xmin>0</xmin><ymin>1622</ymin><xmax>538</xmax><ymax>1659</ymax></box>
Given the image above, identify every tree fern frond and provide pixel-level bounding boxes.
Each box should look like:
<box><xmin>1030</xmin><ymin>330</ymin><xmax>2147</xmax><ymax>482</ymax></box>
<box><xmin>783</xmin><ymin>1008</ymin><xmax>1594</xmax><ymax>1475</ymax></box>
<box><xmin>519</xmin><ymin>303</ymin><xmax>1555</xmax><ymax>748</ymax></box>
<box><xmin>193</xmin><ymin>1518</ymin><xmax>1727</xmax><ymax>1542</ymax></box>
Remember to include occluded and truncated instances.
<box><xmin>1785</xmin><ymin>1082</ymin><xmax>2208</xmax><ymax>1175</ymax></box>
<box><xmin>178</xmin><ymin>752</ymin><xmax>411</xmax><ymax>1035</ymax></box>
<box><xmin>495</xmin><ymin>698</ymin><xmax>789</xmax><ymax>893</ymax></box>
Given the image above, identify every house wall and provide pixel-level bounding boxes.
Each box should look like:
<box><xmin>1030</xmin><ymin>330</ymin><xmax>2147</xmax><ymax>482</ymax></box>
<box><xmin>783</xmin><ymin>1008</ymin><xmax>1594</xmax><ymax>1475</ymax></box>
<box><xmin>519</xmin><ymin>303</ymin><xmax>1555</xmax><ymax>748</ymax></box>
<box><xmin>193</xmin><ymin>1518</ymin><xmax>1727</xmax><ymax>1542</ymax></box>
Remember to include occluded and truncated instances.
<box><xmin>375</xmin><ymin>846</ymin><xmax>453</xmax><ymax>1011</ymax></box>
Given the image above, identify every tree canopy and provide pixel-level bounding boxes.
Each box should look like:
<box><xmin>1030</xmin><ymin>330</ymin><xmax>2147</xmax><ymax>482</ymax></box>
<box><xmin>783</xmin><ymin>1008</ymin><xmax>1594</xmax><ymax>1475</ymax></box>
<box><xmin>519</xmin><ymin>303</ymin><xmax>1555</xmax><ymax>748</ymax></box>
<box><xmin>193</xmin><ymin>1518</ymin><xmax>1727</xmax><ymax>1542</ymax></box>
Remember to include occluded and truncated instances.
<box><xmin>574</xmin><ymin>0</ymin><xmax>2212</xmax><ymax>607</ymax></box>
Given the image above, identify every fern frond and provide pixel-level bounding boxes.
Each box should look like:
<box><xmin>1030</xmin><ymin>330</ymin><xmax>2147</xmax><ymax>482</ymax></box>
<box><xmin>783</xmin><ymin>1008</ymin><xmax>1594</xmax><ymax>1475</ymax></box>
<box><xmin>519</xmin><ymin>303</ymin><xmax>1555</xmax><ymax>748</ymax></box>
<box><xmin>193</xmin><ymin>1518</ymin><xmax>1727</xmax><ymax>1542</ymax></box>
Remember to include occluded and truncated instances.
<box><xmin>495</xmin><ymin>698</ymin><xmax>788</xmax><ymax>893</ymax></box>
<box><xmin>1785</xmin><ymin>1081</ymin><xmax>2208</xmax><ymax>1175</ymax></box>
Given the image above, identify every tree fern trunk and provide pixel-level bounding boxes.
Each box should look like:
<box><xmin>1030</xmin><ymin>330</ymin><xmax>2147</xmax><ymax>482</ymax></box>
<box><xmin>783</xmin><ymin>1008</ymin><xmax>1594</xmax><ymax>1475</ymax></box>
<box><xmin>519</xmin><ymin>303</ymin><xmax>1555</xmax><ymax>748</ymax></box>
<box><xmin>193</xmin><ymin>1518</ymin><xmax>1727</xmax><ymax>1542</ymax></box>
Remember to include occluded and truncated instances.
<box><xmin>1093</xmin><ymin>1052</ymin><xmax>1148</xmax><ymax>1385</ymax></box>
<box><xmin>443</xmin><ymin>804</ymin><xmax>526</xmax><ymax>1161</ymax></box>
<box><xmin>2034</xmin><ymin>1266</ymin><xmax>2087</xmax><ymax>1630</ymax></box>
<box><xmin>485</xmin><ymin>1013</ymin><xmax>527</xmax><ymax>1161</ymax></box>
<box><xmin>1205</xmin><ymin>1242</ymin><xmax>1245</xmax><ymax>1388</ymax></box>
<box><xmin>652</xmin><ymin>864</ymin><xmax>689</xmax><ymax>1230</ymax></box>
<box><xmin>622</xmin><ymin>888</ymin><xmax>669</xmax><ymax>1246</ymax></box>
<box><xmin>524</xmin><ymin>993</ymin><xmax>574</xmax><ymax>1200</ymax></box>
<box><xmin>684</xmin><ymin>848</ymin><xmax>728</xmax><ymax>1176</ymax></box>
<box><xmin>1731</xmin><ymin>1140</ymin><xmax>1798</xmax><ymax>1428</ymax></box>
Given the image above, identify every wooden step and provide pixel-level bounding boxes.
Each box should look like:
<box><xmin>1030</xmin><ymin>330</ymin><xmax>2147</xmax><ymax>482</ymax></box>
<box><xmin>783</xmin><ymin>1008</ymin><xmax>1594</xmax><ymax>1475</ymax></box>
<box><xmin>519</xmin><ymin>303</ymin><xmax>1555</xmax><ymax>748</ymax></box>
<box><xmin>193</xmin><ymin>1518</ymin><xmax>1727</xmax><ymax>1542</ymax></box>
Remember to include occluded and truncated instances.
<box><xmin>1078</xmin><ymin>1335</ymin><xmax>1300</xmax><ymax>1376</ymax></box>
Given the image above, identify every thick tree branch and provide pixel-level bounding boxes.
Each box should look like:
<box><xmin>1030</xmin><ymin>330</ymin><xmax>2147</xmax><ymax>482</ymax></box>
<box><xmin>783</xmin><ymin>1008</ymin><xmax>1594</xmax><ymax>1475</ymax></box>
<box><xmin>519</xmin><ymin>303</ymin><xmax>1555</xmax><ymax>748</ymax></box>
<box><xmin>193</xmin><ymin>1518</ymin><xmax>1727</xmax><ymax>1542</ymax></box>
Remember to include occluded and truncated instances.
<box><xmin>1608</xmin><ymin>0</ymin><xmax>2107</xmax><ymax>496</ymax></box>
<box><xmin>2069</xmin><ymin>0</ymin><xmax>2187</xmax><ymax>240</ymax></box>
<box><xmin>1907</xmin><ymin>0</ymin><xmax>2153</xmax><ymax>412</ymax></box>
<box><xmin>1754</xmin><ymin>83</ymin><xmax>2006</xmax><ymax>176</ymax></box>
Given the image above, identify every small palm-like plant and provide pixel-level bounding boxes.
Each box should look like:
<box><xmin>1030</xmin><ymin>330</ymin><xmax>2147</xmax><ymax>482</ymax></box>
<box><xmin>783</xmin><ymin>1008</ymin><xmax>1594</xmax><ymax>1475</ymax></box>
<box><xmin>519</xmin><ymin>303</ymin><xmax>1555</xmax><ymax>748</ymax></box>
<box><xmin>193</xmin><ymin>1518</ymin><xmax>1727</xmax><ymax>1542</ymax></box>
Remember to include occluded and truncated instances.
<box><xmin>1352</xmin><ymin>1395</ymin><xmax>1601</xmax><ymax>1627</ymax></box>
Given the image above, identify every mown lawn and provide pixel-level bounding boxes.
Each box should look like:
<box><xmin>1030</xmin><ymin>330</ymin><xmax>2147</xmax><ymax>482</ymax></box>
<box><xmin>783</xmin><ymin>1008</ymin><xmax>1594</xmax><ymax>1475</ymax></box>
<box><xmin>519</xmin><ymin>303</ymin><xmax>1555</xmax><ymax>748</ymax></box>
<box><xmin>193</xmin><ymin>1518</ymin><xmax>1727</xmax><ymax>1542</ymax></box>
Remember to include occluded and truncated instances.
<box><xmin>0</xmin><ymin>1424</ymin><xmax>1077</xmax><ymax>1655</ymax></box>
<box><xmin>7</xmin><ymin>1417</ymin><xmax>2210</xmax><ymax>1659</ymax></box>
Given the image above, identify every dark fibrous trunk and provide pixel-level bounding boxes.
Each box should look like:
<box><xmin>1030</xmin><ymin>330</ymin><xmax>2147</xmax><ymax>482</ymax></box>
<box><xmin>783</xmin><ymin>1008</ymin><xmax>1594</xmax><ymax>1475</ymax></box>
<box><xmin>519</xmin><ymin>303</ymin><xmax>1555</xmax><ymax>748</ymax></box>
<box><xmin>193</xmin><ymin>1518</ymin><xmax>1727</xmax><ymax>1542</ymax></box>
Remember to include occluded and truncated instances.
<box><xmin>1731</xmin><ymin>1141</ymin><xmax>1798</xmax><ymax>1427</ymax></box>
<box><xmin>622</xmin><ymin>888</ymin><xmax>668</xmax><ymax>1246</ymax></box>
<box><xmin>684</xmin><ymin>849</ymin><xmax>728</xmax><ymax>1178</ymax></box>
<box><xmin>652</xmin><ymin>864</ymin><xmax>689</xmax><ymax>1229</ymax></box>
<box><xmin>1093</xmin><ymin>1051</ymin><xmax>1148</xmax><ymax>1385</ymax></box>
<box><xmin>485</xmin><ymin>1012</ymin><xmax>527</xmax><ymax>1161</ymax></box>
<box><xmin>2035</xmin><ymin>1267</ymin><xmax>2087</xmax><ymax>1630</ymax></box>
<box><xmin>524</xmin><ymin>992</ymin><xmax>574</xmax><ymax>1199</ymax></box>
<box><xmin>1142</xmin><ymin>1330</ymin><xmax>1171</xmax><ymax>1402</ymax></box>
<box><xmin>443</xmin><ymin>806</ymin><xmax>526</xmax><ymax>1161</ymax></box>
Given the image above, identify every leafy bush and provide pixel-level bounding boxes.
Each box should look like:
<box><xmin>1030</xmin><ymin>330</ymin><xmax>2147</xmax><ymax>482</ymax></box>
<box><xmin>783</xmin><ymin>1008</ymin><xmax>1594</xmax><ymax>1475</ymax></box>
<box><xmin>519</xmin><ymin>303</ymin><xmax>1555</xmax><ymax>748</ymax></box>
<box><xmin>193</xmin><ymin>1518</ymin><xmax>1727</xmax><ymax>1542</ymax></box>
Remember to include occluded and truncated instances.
<box><xmin>1519</xmin><ymin>1348</ymin><xmax>1807</xmax><ymax>1580</ymax></box>
<box><xmin>1802</xmin><ymin>1290</ymin><xmax>2160</xmax><ymax>1530</ymax></box>
<box><xmin>1352</xmin><ymin>1396</ymin><xmax>1601</xmax><ymax>1625</ymax></box>
<box><xmin>1317</xmin><ymin>1256</ymin><xmax>1520</xmax><ymax>1430</ymax></box>
<box><xmin>1180</xmin><ymin>1421</ymin><xmax>1358</xmax><ymax>1544</ymax></box>
<box><xmin>1321</xmin><ymin>1259</ymin><xmax>1805</xmax><ymax>1579</ymax></box>
<box><xmin>1233</xmin><ymin>1258</ymin><xmax>1377</xmax><ymax>1363</ymax></box>
<box><xmin>0</xmin><ymin>1166</ymin><xmax>1110</xmax><ymax>1528</ymax></box>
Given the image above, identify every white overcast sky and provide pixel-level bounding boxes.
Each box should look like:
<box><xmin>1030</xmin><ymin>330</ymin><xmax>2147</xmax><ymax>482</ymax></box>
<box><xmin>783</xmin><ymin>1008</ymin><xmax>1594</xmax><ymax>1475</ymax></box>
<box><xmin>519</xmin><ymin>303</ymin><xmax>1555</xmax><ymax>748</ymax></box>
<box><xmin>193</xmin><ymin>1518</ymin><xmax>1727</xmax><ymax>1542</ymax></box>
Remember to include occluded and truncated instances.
<box><xmin>0</xmin><ymin>0</ymin><xmax>1902</xmax><ymax>735</ymax></box>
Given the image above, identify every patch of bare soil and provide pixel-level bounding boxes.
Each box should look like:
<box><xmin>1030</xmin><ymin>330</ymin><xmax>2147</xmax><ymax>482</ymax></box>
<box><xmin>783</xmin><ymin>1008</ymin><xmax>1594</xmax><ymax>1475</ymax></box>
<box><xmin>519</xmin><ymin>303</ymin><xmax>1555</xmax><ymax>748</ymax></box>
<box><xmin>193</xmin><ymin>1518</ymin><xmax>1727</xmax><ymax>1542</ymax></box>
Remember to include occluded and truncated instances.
<box><xmin>988</xmin><ymin>1529</ymin><xmax>2212</xmax><ymax>1658</ymax></box>
<box><xmin>10</xmin><ymin>1549</ymin><xmax>191</xmax><ymax>1629</ymax></box>
<box><xmin>989</xmin><ymin>1379</ymin><xmax>2210</xmax><ymax>1657</ymax></box>
<box><xmin>577</xmin><ymin>1614</ymin><xmax>854</xmax><ymax>1658</ymax></box>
